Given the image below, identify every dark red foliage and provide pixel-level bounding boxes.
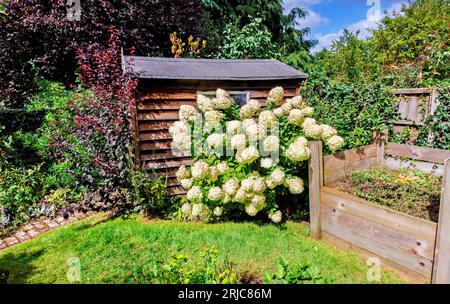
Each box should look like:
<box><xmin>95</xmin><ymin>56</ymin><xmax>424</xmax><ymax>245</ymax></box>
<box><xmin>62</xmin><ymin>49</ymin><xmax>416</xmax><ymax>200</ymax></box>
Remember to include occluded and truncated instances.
<box><xmin>0</xmin><ymin>0</ymin><xmax>203</xmax><ymax>107</ymax></box>
<box><xmin>43</xmin><ymin>27</ymin><xmax>138</xmax><ymax>192</ymax></box>
<box><xmin>74</xmin><ymin>27</ymin><xmax>138</xmax><ymax>184</ymax></box>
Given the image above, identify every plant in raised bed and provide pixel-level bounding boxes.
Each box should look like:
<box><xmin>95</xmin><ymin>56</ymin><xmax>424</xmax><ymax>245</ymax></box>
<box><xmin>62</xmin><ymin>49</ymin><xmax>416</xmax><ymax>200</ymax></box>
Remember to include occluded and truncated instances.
<box><xmin>171</xmin><ymin>87</ymin><xmax>344</xmax><ymax>222</ymax></box>
<box><xmin>333</xmin><ymin>167</ymin><xmax>442</xmax><ymax>222</ymax></box>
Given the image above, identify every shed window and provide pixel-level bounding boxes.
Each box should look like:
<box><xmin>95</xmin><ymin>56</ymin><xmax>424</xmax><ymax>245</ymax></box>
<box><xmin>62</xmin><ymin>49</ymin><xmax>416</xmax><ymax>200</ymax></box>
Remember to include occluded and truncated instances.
<box><xmin>199</xmin><ymin>91</ymin><xmax>249</xmax><ymax>107</ymax></box>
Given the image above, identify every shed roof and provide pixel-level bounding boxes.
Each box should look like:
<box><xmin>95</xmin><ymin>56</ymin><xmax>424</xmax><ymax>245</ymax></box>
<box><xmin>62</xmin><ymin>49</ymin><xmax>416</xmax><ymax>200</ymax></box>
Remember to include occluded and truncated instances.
<box><xmin>122</xmin><ymin>56</ymin><xmax>307</xmax><ymax>81</ymax></box>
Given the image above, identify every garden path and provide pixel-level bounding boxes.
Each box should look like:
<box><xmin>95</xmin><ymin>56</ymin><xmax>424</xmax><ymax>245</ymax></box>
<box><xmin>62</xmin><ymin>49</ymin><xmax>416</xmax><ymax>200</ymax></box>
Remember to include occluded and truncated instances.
<box><xmin>0</xmin><ymin>211</ymin><xmax>96</xmax><ymax>251</ymax></box>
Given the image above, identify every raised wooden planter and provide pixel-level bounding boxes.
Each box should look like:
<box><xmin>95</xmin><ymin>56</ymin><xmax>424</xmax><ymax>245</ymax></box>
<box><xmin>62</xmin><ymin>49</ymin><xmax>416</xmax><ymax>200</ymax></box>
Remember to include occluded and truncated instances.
<box><xmin>307</xmin><ymin>134</ymin><xmax>450</xmax><ymax>283</ymax></box>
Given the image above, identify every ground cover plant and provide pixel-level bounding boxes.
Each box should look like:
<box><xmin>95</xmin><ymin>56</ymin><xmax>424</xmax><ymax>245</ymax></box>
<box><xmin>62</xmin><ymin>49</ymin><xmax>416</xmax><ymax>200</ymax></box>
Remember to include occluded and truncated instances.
<box><xmin>0</xmin><ymin>214</ymin><xmax>403</xmax><ymax>284</ymax></box>
<box><xmin>171</xmin><ymin>87</ymin><xmax>344</xmax><ymax>223</ymax></box>
<box><xmin>333</xmin><ymin>167</ymin><xmax>442</xmax><ymax>222</ymax></box>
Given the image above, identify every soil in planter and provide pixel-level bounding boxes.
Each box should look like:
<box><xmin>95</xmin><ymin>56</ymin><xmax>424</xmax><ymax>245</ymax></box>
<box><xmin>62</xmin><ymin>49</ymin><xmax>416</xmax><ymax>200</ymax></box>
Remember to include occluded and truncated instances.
<box><xmin>332</xmin><ymin>167</ymin><xmax>442</xmax><ymax>223</ymax></box>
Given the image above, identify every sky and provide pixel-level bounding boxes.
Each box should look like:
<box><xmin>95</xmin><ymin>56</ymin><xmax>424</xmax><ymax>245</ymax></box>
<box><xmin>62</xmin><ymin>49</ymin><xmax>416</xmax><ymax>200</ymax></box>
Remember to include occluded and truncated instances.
<box><xmin>282</xmin><ymin>0</ymin><xmax>410</xmax><ymax>52</ymax></box>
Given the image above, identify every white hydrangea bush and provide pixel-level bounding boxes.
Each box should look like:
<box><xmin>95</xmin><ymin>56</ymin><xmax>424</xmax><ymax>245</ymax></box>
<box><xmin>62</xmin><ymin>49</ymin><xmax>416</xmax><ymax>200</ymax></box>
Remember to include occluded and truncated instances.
<box><xmin>172</xmin><ymin>87</ymin><xmax>344</xmax><ymax>223</ymax></box>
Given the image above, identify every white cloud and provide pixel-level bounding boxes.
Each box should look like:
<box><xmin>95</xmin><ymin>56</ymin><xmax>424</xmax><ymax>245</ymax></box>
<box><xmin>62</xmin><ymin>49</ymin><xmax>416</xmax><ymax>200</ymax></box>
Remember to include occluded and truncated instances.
<box><xmin>302</xmin><ymin>9</ymin><xmax>330</xmax><ymax>29</ymax></box>
<box><xmin>283</xmin><ymin>0</ymin><xmax>329</xmax><ymax>31</ymax></box>
<box><xmin>311</xmin><ymin>0</ymin><xmax>408</xmax><ymax>53</ymax></box>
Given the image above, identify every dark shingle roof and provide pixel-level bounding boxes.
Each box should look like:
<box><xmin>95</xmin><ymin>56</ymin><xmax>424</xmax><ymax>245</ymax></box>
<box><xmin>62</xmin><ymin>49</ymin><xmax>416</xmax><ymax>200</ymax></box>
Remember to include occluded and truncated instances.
<box><xmin>122</xmin><ymin>56</ymin><xmax>306</xmax><ymax>81</ymax></box>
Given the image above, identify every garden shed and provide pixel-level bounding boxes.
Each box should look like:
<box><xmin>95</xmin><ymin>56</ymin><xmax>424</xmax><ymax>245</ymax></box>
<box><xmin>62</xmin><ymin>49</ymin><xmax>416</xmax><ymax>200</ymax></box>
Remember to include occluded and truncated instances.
<box><xmin>122</xmin><ymin>56</ymin><xmax>307</xmax><ymax>194</ymax></box>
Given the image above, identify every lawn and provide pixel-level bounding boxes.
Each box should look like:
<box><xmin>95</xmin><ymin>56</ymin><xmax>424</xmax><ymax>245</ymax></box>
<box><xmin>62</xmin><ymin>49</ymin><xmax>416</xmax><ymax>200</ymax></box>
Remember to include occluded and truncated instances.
<box><xmin>0</xmin><ymin>213</ymin><xmax>403</xmax><ymax>284</ymax></box>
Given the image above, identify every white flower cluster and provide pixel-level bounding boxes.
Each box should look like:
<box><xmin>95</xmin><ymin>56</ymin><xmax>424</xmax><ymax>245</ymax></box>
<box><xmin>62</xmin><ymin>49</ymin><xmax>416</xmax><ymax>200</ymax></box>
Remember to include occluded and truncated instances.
<box><xmin>236</xmin><ymin>145</ymin><xmax>260</xmax><ymax>164</ymax></box>
<box><xmin>191</xmin><ymin>160</ymin><xmax>209</xmax><ymax>180</ymax></box>
<box><xmin>284</xmin><ymin>177</ymin><xmax>304</xmax><ymax>194</ymax></box>
<box><xmin>269</xmin><ymin>210</ymin><xmax>282</xmax><ymax>223</ymax></box>
<box><xmin>206</xmin><ymin>133</ymin><xmax>225</xmax><ymax>149</ymax></box>
<box><xmin>179</xmin><ymin>105</ymin><xmax>199</xmax><ymax>122</ymax></box>
<box><xmin>263</xmin><ymin>135</ymin><xmax>279</xmax><ymax>152</ymax></box>
<box><xmin>222</xmin><ymin>177</ymin><xmax>239</xmax><ymax>196</ymax></box>
<box><xmin>239</xmin><ymin>99</ymin><xmax>260</xmax><ymax>119</ymax></box>
<box><xmin>266</xmin><ymin>167</ymin><xmax>285</xmax><ymax>189</ymax></box>
<box><xmin>260</xmin><ymin>157</ymin><xmax>274</xmax><ymax>169</ymax></box>
<box><xmin>171</xmin><ymin>87</ymin><xmax>344</xmax><ymax>223</ymax></box>
<box><xmin>197</xmin><ymin>94</ymin><xmax>214</xmax><ymax>112</ymax></box>
<box><xmin>327</xmin><ymin>135</ymin><xmax>345</xmax><ymax>152</ymax></box>
<box><xmin>208</xmin><ymin>187</ymin><xmax>224</xmax><ymax>201</ymax></box>
<box><xmin>285</xmin><ymin>136</ymin><xmax>311</xmax><ymax>162</ymax></box>
<box><xmin>197</xmin><ymin>89</ymin><xmax>235</xmax><ymax>113</ymax></box>
<box><xmin>267</xmin><ymin>87</ymin><xmax>284</xmax><ymax>105</ymax></box>
<box><xmin>180</xmin><ymin>178</ymin><xmax>193</xmax><ymax>190</ymax></box>
<box><xmin>204</xmin><ymin>110</ymin><xmax>224</xmax><ymax>125</ymax></box>
<box><xmin>212</xmin><ymin>89</ymin><xmax>235</xmax><ymax>110</ymax></box>
<box><xmin>227</xmin><ymin>120</ymin><xmax>241</xmax><ymax>134</ymax></box>
<box><xmin>169</xmin><ymin>121</ymin><xmax>191</xmax><ymax>152</ymax></box>
<box><xmin>187</xmin><ymin>186</ymin><xmax>203</xmax><ymax>202</ymax></box>
<box><xmin>230</xmin><ymin>134</ymin><xmax>247</xmax><ymax>150</ymax></box>
<box><xmin>259</xmin><ymin>110</ymin><xmax>276</xmax><ymax>128</ymax></box>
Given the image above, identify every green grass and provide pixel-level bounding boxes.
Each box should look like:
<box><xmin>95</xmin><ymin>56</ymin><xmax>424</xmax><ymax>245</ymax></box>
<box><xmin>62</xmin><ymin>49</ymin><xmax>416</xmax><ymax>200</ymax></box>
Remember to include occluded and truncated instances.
<box><xmin>0</xmin><ymin>214</ymin><xmax>403</xmax><ymax>284</ymax></box>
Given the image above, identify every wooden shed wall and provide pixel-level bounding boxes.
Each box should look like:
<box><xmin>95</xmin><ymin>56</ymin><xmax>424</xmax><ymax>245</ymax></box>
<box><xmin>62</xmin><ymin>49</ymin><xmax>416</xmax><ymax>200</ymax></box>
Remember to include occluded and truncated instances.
<box><xmin>135</xmin><ymin>79</ymin><xmax>303</xmax><ymax>195</ymax></box>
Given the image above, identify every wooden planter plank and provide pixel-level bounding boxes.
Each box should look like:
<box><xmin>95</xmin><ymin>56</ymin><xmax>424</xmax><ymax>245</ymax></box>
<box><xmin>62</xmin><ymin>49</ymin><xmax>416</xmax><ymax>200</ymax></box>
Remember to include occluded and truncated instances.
<box><xmin>321</xmin><ymin>205</ymin><xmax>435</xmax><ymax>260</ymax></box>
<box><xmin>386</xmin><ymin>143</ymin><xmax>450</xmax><ymax>164</ymax></box>
<box><xmin>324</xmin><ymin>157</ymin><xmax>377</xmax><ymax>184</ymax></box>
<box><xmin>321</xmin><ymin>187</ymin><xmax>437</xmax><ymax>244</ymax></box>
<box><xmin>432</xmin><ymin>159</ymin><xmax>450</xmax><ymax>284</ymax></box>
<box><xmin>321</xmin><ymin>231</ymin><xmax>430</xmax><ymax>283</ymax></box>
<box><xmin>321</xmin><ymin>219</ymin><xmax>433</xmax><ymax>277</ymax></box>
<box><xmin>323</xmin><ymin>144</ymin><xmax>377</xmax><ymax>184</ymax></box>
<box><xmin>384</xmin><ymin>157</ymin><xmax>444</xmax><ymax>177</ymax></box>
<box><xmin>394</xmin><ymin>88</ymin><xmax>434</xmax><ymax>94</ymax></box>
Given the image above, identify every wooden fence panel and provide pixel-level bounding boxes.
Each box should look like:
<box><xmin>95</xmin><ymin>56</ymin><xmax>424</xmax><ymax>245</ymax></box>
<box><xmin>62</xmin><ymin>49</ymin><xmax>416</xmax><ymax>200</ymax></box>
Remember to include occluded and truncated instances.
<box><xmin>386</xmin><ymin>143</ymin><xmax>450</xmax><ymax>164</ymax></box>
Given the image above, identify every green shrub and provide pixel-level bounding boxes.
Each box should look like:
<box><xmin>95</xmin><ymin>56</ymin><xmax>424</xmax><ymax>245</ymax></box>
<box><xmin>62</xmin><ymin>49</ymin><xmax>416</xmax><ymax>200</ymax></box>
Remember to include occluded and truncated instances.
<box><xmin>129</xmin><ymin>169</ymin><xmax>178</xmax><ymax>216</ymax></box>
<box><xmin>416</xmin><ymin>87</ymin><xmax>450</xmax><ymax>150</ymax></box>
<box><xmin>215</xmin><ymin>17</ymin><xmax>281</xmax><ymax>59</ymax></box>
<box><xmin>305</xmin><ymin>75</ymin><xmax>398</xmax><ymax>150</ymax></box>
<box><xmin>263</xmin><ymin>256</ymin><xmax>333</xmax><ymax>284</ymax></box>
<box><xmin>0</xmin><ymin>163</ymin><xmax>44</xmax><ymax>235</ymax></box>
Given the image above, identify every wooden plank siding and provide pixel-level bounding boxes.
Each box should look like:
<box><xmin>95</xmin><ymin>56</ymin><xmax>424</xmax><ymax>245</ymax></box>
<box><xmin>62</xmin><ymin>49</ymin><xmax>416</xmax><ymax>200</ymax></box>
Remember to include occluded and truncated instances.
<box><xmin>135</xmin><ymin>79</ymin><xmax>302</xmax><ymax>195</ymax></box>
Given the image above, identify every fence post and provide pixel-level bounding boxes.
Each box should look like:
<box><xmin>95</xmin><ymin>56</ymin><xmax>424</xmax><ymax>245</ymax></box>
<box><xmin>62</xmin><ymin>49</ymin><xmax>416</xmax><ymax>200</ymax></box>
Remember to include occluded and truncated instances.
<box><xmin>432</xmin><ymin>158</ymin><xmax>450</xmax><ymax>284</ymax></box>
<box><xmin>374</xmin><ymin>129</ymin><xmax>388</xmax><ymax>166</ymax></box>
<box><xmin>308</xmin><ymin>141</ymin><xmax>323</xmax><ymax>240</ymax></box>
